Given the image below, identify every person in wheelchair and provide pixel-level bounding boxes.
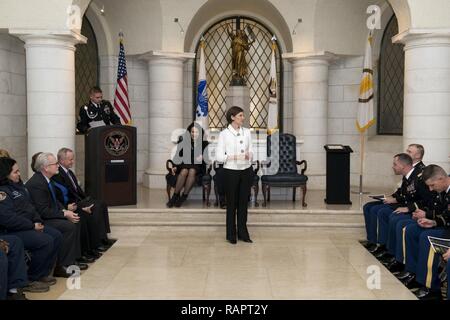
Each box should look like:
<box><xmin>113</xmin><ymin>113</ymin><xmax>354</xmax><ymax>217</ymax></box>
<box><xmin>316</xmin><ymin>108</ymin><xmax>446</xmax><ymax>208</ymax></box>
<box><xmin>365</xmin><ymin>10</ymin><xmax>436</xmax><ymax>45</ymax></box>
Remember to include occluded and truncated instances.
<box><xmin>166</xmin><ymin>122</ymin><xmax>210</xmax><ymax>208</ymax></box>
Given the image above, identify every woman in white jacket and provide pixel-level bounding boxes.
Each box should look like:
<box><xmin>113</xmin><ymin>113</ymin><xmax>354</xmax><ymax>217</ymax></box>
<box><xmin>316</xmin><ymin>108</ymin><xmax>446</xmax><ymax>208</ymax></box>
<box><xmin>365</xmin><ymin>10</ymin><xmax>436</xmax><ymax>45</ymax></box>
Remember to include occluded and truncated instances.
<box><xmin>215</xmin><ymin>106</ymin><xmax>254</xmax><ymax>244</ymax></box>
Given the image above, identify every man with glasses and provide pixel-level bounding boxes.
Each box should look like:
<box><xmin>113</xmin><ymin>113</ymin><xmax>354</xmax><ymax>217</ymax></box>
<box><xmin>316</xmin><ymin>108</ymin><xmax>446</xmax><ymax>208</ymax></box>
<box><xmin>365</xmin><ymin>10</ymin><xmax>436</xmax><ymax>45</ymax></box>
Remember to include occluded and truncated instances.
<box><xmin>25</xmin><ymin>153</ymin><xmax>88</xmax><ymax>278</ymax></box>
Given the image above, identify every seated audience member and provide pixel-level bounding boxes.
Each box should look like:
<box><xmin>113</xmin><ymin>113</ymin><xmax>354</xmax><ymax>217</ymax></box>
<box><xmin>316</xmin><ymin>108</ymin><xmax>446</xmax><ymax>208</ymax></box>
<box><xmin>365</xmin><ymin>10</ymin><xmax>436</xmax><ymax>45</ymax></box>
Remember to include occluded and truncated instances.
<box><xmin>400</xmin><ymin>165</ymin><xmax>449</xmax><ymax>300</ymax></box>
<box><xmin>167</xmin><ymin>122</ymin><xmax>210</xmax><ymax>208</ymax></box>
<box><xmin>32</xmin><ymin>152</ymin><xmax>99</xmax><ymax>260</ymax></box>
<box><xmin>363</xmin><ymin>152</ymin><xmax>429</xmax><ymax>256</ymax></box>
<box><xmin>0</xmin><ymin>157</ymin><xmax>62</xmax><ymax>290</ymax></box>
<box><xmin>53</xmin><ymin>147</ymin><xmax>115</xmax><ymax>249</ymax></box>
<box><xmin>406</xmin><ymin>143</ymin><xmax>426</xmax><ymax>170</ymax></box>
<box><xmin>0</xmin><ymin>236</ymin><xmax>30</xmax><ymax>300</ymax></box>
<box><xmin>376</xmin><ymin>153</ymin><xmax>432</xmax><ymax>269</ymax></box>
<box><xmin>25</xmin><ymin>152</ymin><xmax>89</xmax><ymax>278</ymax></box>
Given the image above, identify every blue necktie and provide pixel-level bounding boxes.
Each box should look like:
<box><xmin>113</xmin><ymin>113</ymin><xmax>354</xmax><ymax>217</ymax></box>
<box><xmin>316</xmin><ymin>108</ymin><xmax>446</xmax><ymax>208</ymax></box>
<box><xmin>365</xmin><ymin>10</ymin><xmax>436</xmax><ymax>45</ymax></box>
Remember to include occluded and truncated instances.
<box><xmin>48</xmin><ymin>181</ymin><xmax>57</xmax><ymax>208</ymax></box>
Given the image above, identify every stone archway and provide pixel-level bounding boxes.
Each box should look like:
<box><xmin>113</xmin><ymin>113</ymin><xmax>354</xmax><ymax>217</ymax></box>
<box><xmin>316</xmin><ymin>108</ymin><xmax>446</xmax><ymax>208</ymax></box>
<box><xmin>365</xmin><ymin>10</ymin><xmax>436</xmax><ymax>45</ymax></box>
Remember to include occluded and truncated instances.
<box><xmin>184</xmin><ymin>0</ymin><xmax>292</xmax><ymax>54</ymax></box>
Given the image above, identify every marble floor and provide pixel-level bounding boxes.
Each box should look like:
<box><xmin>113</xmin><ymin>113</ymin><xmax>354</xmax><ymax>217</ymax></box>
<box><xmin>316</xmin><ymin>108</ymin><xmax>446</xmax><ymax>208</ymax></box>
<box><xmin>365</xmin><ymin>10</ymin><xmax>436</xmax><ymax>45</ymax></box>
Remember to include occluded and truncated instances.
<box><xmin>25</xmin><ymin>226</ymin><xmax>416</xmax><ymax>300</ymax></box>
<box><xmin>24</xmin><ymin>185</ymin><xmax>416</xmax><ymax>300</ymax></box>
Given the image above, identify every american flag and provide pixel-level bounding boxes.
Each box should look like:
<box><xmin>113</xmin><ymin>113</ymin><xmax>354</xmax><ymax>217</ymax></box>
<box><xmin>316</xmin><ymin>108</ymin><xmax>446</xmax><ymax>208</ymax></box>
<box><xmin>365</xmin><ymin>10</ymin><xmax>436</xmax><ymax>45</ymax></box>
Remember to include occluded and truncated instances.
<box><xmin>113</xmin><ymin>35</ymin><xmax>131</xmax><ymax>124</ymax></box>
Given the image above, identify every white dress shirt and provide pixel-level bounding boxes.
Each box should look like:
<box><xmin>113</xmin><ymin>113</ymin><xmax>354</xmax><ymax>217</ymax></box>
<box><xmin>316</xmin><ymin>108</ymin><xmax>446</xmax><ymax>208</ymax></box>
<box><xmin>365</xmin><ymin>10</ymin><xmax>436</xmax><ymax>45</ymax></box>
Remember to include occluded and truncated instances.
<box><xmin>215</xmin><ymin>124</ymin><xmax>253</xmax><ymax>170</ymax></box>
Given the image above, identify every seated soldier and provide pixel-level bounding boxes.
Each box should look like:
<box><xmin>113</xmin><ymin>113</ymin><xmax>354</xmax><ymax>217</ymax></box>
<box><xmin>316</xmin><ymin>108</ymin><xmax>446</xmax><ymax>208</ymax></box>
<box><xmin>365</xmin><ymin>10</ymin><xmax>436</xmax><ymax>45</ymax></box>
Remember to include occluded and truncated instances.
<box><xmin>362</xmin><ymin>144</ymin><xmax>426</xmax><ymax>252</ymax></box>
<box><xmin>0</xmin><ymin>157</ymin><xmax>62</xmax><ymax>290</ymax></box>
<box><xmin>400</xmin><ymin>165</ymin><xmax>449</xmax><ymax>300</ymax></box>
<box><xmin>377</xmin><ymin>154</ymin><xmax>432</xmax><ymax>270</ymax></box>
<box><xmin>1</xmin><ymin>236</ymin><xmax>33</xmax><ymax>300</ymax></box>
<box><xmin>167</xmin><ymin>122</ymin><xmax>210</xmax><ymax>208</ymax></box>
<box><xmin>25</xmin><ymin>153</ymin><xmax>89</xmax><ymax>278</ymax></box>
<box><xmin>53</xmin><ymin>147</ymin><xmax>115</xmax><ymax>250</ymax></box>
<box><xmin>370</xmin><ymin>154</ymin><xmax>430</xmax><ymax>265</ymax></box>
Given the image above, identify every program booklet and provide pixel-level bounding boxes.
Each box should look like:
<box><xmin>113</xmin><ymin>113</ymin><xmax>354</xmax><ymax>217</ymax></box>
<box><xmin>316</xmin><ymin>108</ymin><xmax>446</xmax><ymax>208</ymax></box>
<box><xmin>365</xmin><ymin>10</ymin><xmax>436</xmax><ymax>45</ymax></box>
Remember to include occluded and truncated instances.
<box><xmin>369</xmin><ymin>194</ymin><xmax>385</xmax><ymax>201</ymax></box>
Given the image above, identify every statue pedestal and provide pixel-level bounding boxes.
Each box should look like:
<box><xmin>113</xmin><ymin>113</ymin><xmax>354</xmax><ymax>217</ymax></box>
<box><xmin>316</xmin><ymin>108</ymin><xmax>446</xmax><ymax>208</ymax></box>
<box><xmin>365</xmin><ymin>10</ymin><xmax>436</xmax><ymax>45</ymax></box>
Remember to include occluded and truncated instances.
<box><xmin>226</xmin><ymin>85</ymin><xmax>250</xmax><ymax>128</ymax></box>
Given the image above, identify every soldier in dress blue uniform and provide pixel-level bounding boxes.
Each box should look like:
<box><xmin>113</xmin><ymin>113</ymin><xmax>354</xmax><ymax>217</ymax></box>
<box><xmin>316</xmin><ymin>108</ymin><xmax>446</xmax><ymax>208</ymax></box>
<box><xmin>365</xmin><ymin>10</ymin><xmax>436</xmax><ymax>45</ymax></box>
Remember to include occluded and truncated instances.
<box><xmin>378</xmin><ymin>156</ymin><xmax>431</xmax><ymax>271</ymax></box>
<box><xmin>368</xmin><ymin>154</ymin><xmax>431</xmax><ymax>267</ymax></box>
<box><xmin>362</xmin><ymin>144</ymin><xmax>426</xmax><ymax>253</ymax></box>
<box><xmin>0</xmin><ymin>157</ymin><xmax>62</xmax><ymax>289</ymax></box>
<box><xmin>400</xmin><ymin>165</ymin><xmax>449</xmax><ymax>300</ymax></box>
<box><xmin>76</xmin><ymin>86</ymin><xmax>121</xmax><ymax>134</ymax></box>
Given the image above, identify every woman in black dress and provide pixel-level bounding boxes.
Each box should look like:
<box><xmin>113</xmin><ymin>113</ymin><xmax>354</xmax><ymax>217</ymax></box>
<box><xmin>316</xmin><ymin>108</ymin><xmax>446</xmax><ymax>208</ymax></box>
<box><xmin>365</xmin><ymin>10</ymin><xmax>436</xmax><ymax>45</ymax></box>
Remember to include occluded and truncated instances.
<box><xmin>166</xmin><ymin>122</ymin><xmax>209</xmax><ymax>207</ymax></box>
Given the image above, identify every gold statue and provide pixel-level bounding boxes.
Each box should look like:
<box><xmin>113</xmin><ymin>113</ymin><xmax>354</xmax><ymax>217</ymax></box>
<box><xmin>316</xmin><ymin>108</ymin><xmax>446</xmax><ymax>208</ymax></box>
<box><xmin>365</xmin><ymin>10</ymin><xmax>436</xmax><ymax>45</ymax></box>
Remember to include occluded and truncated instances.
<box><xmin>227</xmin><ymin>26</ymin><xmax>255</xmax><ymax>84</ymax></box>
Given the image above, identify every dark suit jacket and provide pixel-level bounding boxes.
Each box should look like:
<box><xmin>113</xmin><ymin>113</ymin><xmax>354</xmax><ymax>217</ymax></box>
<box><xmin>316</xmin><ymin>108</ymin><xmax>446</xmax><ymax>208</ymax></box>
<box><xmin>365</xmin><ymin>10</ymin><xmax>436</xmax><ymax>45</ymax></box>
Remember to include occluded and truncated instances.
<box><xmin>52</xmin><ymin>166</ymin><xmax>86</xmax><ymax>204</ymax></box>
<box><xmin>25</xmin><ymin>172</ymin><xmax>65</xmax><ymax>220</ymax></box>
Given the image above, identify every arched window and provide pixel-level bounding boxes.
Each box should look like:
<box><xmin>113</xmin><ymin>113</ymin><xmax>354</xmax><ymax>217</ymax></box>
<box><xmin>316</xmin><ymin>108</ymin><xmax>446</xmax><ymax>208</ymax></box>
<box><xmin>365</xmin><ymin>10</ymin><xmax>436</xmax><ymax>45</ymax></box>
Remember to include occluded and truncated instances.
<box><xmin>193</xmin><ymin>17</ymin><xmax>283</xmax><ymax>130</ymax></box>
<box><xmin>378</xmin><ymin>15</ymin><xmax>404</xmax><ymax>135</ymax></box>
<box><xmin>75</xmin><ymin>16</ymin><xmax>99</xmax><ymax>112</ymax></box>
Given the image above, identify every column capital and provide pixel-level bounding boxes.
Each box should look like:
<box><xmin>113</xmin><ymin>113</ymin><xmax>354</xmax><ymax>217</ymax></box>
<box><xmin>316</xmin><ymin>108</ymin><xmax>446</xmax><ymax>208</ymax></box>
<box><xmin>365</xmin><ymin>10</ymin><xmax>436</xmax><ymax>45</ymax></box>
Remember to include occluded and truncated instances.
<box><xmin>139</xmin><ymin>50</ymin><xmax>195</xmax><ymax>62</ymax></box>
<box><xmin>282</xmin><ymin>51</ymin><xmax>337</xmax><ymax>65</ymax></box>
<box><xmin>10</xmin><ymin>30</ymin><xmax>87</xmax><ymax>51</ymax></box>
<box><xmin>392</xmin><ymin>28</ymin><xmax>450</xmax><ymax>50</ymax></box>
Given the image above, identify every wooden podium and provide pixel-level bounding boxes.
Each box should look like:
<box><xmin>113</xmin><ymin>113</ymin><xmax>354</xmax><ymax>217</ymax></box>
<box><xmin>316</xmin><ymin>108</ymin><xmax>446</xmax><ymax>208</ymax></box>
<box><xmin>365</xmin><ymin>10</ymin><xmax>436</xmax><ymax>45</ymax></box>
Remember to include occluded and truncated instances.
<box><xmin>324</xmin><ymin>144</ymin><xmax>353</xmax><ymax>204</ymax></box>
<box><xmin>84</xmin><ymin>125</ymin><xmax>137</xmax><ymax>206</ymax></box>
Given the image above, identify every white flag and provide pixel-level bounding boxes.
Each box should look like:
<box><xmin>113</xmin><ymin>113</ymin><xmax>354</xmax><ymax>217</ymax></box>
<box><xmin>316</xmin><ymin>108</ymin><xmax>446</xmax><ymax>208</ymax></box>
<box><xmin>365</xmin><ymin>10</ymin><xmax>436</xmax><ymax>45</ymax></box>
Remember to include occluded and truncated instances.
<box><xmin>356</xmin><ymin>31</ymin><xmax>375</xmax><ymax>132</ymax></box>
<box><xmin>267</xmin><ymin>42</ymin><xmax>278</xmax><ymax>134</ymax></box>
<box><xmin>195</xmin><ymin>42</ymin><xmax>208</xmax><ymax>130</ymax></box>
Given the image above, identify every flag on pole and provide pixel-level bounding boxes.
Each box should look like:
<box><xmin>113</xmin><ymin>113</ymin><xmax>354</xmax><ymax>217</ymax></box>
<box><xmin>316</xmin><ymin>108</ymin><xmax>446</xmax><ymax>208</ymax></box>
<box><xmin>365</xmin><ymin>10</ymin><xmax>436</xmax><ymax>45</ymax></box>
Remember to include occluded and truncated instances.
<box><xmin>195</xmin><ymin>39</ymin><xmax>208</xmax><ymax>130</ymax></box>
<box><xmin>267</xmin><ymin>38</ymin><xmax>278</xmax><ymax>135</ymax></box>
<box><xmin>356</xmin><ymin>31</ymin><xmax>375</xmax><ymax>132</ymax></box>
<box><xmin>113</xmin><ymin>33</ymin><xmax>131</xmax><ymax>125</ymax></box>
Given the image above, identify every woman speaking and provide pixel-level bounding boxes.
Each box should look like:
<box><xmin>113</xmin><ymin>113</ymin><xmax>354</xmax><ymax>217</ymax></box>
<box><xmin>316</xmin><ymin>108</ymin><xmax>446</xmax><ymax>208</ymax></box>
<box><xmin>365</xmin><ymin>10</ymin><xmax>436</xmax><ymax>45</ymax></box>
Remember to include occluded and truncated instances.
<box><xmin>216</xmin><ymin>106</ymin><xmax>254</xmax><ymax>244</ymax></box>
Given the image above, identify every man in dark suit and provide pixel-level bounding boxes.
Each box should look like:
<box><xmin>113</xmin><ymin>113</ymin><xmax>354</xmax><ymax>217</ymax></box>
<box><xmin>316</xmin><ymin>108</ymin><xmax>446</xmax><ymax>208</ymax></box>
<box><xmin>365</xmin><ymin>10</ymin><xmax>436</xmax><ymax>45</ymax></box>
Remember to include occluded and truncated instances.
<box><xmin>53</xmin><ymin>148</ymin><xmax>115</xmax><ymax>250</ymax></box>
<box><xmin>76</xmin><ymin>86</ymin><xmax>121</xmax><ymax>134</ymax></box>
<box><xmin>25</xmin><ymin>153</ymin><xmax>89</xmax><ymax>278</ymax></box>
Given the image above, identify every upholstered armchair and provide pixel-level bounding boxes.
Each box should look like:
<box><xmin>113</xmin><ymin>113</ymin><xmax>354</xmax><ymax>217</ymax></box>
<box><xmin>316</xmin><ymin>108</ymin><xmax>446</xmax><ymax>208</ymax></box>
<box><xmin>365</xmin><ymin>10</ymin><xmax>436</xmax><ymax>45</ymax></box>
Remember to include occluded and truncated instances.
<box><xmin>261</xmin><ymin>133</ymin><xmax>308</xmax><ymax>207</ymax></box>
<box><xmin>165</xmin><ymin>159</ymin><xmax>213</xmax><ymax>206</ymax></box>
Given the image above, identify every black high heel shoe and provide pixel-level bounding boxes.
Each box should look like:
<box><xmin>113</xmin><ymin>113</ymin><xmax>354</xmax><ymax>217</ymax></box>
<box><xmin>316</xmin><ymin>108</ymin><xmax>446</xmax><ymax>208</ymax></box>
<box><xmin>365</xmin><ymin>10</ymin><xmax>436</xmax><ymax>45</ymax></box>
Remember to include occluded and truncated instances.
<box><xmin>166</xmin><ymin>193</ymin><xmax>180</xmax><ymax>208</ymax></box>
<box><xmin>238</xmin><ymin>237</ymin><xmax>253</xmax><ymax>243</ymax></box>
<box><xmin>175</xmin><ymin>193</ymin><xmax>188</xmax><ymax>207</ymax></box>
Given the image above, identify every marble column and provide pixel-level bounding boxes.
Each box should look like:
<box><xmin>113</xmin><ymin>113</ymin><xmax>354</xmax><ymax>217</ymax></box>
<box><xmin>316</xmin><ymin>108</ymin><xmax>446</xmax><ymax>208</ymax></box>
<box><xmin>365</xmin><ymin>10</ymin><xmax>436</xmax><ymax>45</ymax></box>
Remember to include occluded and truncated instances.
<box><xmin>393</xmin><ymin>31</ymin><xmax>450</xmax><ymax>170</ymax></box>
<box><xmin>140</xmin><ymin>51</ymin><xmax>195</xmax><ymax>188</ymax></box>
<box><xmin>16</xmin><ymin>33</ymin><xmax>86</xmax><ymax>177</ymax></box>
<box><xmin>285</xmin><ymin>52</ymin><xmax>335</xmax><ymax>188</ymax></box>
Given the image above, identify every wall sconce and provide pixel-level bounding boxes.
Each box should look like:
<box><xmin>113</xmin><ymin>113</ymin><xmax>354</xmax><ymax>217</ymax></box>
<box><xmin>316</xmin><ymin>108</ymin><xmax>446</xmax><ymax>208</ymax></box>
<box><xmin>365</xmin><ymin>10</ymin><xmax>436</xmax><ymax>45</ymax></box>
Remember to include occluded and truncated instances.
<box><xmin>174</xmin><ymin>18</ymin><xmax>184</xmax><ymax>35</ymax></box>
<box><xmin>99</xmin><ymin>4</ymin><xmax>105</xmax><ymax>15</ymax></box>
<box><xmin>292</xmin><ymin>18</ymin><xmax>302</xmax><ymax>35</ymax></box>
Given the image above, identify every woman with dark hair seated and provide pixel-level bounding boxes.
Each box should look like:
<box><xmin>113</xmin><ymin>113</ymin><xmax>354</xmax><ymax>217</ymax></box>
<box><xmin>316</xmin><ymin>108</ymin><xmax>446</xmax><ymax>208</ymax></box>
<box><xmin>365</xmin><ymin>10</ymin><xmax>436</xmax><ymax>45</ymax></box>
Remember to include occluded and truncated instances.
<box><xmin>167</xmin><ymin>122</ymin><xmax>210</xmax><ymax>208</ymax></box>
<box><xmin>0</xmin><ymin>157</ymin><xmax>62</xmax><ymax>289</ymax></box>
